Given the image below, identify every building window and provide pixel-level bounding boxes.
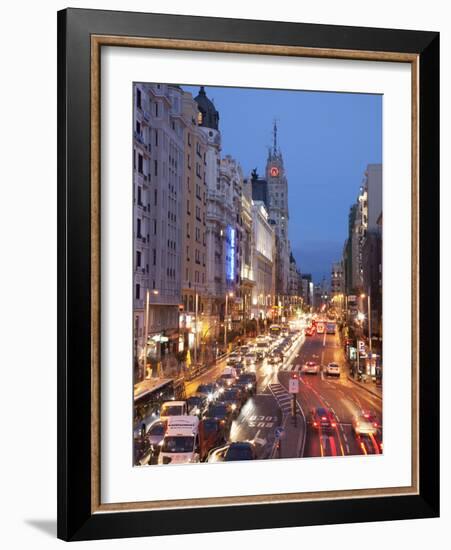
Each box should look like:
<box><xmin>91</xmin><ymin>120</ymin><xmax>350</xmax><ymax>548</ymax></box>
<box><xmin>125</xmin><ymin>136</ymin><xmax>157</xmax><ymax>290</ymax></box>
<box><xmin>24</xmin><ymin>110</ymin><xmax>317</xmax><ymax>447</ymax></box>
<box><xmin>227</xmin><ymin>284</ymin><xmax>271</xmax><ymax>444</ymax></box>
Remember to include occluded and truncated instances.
<box><xmin>155</xmin><ymin>102</ymin><xmax>159</xmax><ymax>117</ymax></box>
<box><xmin>154</xmin><ymin>189</ymin><xmax>157</xmax><ymax>206</ymax></box>
<box><xmin>135</xmin><ymin>283</ymin><xmax>140</xmax><ymax>300</ymax></box>
<box><xmin>136</xmin><ymin>250</ymin><xmax>141</xmax><ymax>268</ymax></box>
<box><xmin>154</xmin><ymin>159</ymin><xmax>158</xmax><ymax>177</ymax></box>
<box><xmin>197</xmin><ymin>111</ymin><xmax>203</xmax><ymax>125</ymax></box>
<box><xmin>136</xmin><ymin>88</ymin><xmax>141</xmax><ymax>108</ymax></box>
<box><xmin>155</xmin><ymin>129</ymin><xmax>158</xmax><ymax>147</ymax></box>
<box><xmin>137</xmin><ymin>218</ymin><xmax>142</xmax><ymax>238</ymax></box>
<box><xmin>138</xmin><ymin>154</ymin><xmax>143</xmax><ymax>174</ymax></box>
<box><xmin>136</xmin><ymin>120</ymin><xmax>141</xmax><ymax>135</ymax></box>
<box><xmin>187</xmin><ymin>200</ymin><xmax>190</xmax><ymax>214</ymax></box>
<box><xmin>153</xmin><ymin>248</ymin><xmax>156</xmax><ymax>265</ymax></box>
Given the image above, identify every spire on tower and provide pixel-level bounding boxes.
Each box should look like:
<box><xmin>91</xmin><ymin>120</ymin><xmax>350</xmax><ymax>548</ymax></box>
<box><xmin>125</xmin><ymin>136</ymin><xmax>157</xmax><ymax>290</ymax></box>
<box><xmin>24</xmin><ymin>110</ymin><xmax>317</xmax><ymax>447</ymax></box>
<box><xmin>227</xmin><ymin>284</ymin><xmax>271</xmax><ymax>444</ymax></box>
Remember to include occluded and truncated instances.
<box><xmin>273</xmin><ymin>118</ymin><xmax>278</xmax><ymax>156</ymax></box>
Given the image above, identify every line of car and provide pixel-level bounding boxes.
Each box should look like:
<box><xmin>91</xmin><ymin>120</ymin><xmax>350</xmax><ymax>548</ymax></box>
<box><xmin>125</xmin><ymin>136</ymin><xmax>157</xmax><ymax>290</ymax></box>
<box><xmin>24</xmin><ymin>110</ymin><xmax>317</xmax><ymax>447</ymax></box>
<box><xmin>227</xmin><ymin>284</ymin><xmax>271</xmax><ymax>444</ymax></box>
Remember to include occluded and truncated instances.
<box><xmin>135</xmin><ymin>364</ymin><xmax>259</xmax><ymax>465</ymax></box>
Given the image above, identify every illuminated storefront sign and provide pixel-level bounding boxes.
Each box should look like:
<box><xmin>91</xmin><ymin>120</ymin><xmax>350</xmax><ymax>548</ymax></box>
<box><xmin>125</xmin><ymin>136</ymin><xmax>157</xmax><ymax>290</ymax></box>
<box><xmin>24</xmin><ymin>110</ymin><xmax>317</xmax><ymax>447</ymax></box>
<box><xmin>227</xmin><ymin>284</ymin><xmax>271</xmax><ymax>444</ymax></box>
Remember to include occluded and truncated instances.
<box><xmin>226</xmin><ymin>225</ymin><xmax>236</xmax><ymax>281</ymax></box>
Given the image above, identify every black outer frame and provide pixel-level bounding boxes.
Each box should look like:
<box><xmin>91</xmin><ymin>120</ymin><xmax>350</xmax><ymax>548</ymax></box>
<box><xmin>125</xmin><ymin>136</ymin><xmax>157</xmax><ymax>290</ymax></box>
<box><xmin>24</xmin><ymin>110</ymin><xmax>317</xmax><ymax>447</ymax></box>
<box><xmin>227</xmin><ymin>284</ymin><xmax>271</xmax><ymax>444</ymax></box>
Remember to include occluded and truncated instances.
<box><xmin>57</xmin><ymin>8</ymin><xmax>439</xmax><ymax>542</ymax></box>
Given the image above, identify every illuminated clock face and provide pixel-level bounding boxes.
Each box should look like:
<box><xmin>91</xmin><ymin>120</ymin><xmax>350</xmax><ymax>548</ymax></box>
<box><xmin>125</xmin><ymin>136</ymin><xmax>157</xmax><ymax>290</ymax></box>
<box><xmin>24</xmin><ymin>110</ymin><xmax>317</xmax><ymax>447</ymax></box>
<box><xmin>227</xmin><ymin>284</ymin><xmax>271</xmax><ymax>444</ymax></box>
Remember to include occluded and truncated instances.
<box><xmin>270</xmin><ymin>166</ymin><xmax>279</xmax><ymax>177</ymax></box>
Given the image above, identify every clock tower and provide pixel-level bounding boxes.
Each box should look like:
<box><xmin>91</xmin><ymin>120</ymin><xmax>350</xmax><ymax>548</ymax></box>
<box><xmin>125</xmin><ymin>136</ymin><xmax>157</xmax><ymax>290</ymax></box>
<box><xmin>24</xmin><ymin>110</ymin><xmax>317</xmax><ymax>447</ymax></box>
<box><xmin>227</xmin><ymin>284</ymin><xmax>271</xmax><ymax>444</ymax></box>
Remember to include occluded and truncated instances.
<box><xmin>265</xmin><ymin>120</ymin><xmax>290</xmax><ymax>296</ymax></box>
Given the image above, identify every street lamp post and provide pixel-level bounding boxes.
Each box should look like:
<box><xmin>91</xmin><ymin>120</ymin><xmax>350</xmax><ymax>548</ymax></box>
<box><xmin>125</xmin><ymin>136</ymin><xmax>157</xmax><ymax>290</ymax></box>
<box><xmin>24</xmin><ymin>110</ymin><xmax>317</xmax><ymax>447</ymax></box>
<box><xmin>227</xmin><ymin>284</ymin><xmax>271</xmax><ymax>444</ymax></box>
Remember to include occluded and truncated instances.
<box><xmin>143</xmin><ymin>289</ymin><xmax>159</xmax><ymax>379</ymax></box>
<box><xmin>224</xmin><ymin>292</ymin><xmax>233</xmax><ymax>349</ymax></box>
<box><xmin>143</xmin><ymin>289</ymin><xmax>150</xmax><ymax>380</ymax></box>
<box><xmin>361</xmin><ymin>289</ymin><xmax>373</xmax><ymax>376</ymax></box>
<box><xmin>194</xmin><ymin>289</ymin><xmax>199</xmax><ymax>365</ymax></box>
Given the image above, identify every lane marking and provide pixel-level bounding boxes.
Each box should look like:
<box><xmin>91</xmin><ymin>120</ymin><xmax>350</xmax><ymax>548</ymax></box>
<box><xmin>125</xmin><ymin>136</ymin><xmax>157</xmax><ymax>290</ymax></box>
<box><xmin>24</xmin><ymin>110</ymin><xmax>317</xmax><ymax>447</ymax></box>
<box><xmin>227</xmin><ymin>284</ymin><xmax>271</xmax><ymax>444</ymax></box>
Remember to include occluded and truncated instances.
<box><xmin>329</xmin><ymin>436</ymin><xmax>337</xmax><ymax>456</ymax></box>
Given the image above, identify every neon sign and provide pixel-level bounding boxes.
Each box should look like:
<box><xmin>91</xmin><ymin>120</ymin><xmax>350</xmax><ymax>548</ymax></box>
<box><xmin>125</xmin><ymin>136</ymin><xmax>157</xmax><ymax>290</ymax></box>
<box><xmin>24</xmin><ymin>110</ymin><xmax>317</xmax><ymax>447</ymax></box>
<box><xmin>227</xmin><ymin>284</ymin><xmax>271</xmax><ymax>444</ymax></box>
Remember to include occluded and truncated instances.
<box><xmin>226</xmin><ymin>225</ymin><xmax>236</xmax><ymax>281</ymax></box>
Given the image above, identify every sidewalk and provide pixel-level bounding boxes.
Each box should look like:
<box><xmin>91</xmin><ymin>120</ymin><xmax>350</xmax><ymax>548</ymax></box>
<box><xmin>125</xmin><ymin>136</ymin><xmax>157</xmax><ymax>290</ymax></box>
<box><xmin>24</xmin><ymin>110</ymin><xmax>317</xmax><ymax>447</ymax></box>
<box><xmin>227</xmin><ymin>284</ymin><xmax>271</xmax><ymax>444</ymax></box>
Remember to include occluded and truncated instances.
<box><xmin>345</xmin><ymin>362</ymin><xmax>382</xmax><ymax>399</ymax></box>
<box><xmin>270</xmin><ymin>413</ymin><xmax>305</xmax><ymax>459</ymax></box>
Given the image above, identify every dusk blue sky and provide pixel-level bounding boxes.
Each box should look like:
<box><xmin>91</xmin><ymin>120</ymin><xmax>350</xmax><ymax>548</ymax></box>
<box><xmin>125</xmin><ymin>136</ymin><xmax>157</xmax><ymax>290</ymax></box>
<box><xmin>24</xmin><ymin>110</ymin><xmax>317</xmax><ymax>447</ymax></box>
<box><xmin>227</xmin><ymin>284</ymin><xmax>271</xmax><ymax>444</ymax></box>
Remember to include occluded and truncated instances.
<box><xmin>184</xmin><ymin>85</ymin><xmax>382</xmax><ymax>283</ymax></box>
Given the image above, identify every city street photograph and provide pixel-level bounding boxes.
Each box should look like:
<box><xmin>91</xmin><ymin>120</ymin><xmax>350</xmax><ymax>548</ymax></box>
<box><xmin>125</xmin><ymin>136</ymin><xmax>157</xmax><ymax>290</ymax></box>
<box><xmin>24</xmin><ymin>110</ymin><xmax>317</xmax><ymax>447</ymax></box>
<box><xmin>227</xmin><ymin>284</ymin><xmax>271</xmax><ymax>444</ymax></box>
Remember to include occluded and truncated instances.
<box><xmin>132</xmin><ymin>83</ymin><xmax>383</xmax><ymax>467</ymax></box>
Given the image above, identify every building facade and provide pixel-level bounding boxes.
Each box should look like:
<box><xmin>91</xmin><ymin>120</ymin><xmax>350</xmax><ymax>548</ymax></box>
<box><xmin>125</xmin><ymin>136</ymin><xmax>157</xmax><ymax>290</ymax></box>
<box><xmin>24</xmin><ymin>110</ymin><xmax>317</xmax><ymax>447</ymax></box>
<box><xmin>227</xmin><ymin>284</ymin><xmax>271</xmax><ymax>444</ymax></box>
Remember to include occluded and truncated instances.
<box><xmin>250</xmin><ymin>201</ymin><xmax>276</xmax><ymax>324</ymax></box>
<box><xmin>265</xmin><ymin>122</ymin><xmax>292</xmax><ymax>304</ymax></box>
<box><xmin>179</xmin><ymin>91</ymin><xmax>209</xmax><ymax>359</ymax></box>
<box><xmin>133</xmin><ymin>83</ymin><xmax>184</xmax><ymax>380</ymax></box>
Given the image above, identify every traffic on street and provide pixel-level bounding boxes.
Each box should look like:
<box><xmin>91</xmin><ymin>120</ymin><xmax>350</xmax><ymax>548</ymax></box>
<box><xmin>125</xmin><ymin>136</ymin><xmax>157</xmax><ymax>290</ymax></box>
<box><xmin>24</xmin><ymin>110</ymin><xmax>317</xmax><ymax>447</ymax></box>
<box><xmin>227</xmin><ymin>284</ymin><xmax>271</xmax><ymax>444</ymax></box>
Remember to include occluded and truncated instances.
<box><xmin>134</xmin><ymin>315</ymin><xmax>382</xmax><ymax>466</ymax></box>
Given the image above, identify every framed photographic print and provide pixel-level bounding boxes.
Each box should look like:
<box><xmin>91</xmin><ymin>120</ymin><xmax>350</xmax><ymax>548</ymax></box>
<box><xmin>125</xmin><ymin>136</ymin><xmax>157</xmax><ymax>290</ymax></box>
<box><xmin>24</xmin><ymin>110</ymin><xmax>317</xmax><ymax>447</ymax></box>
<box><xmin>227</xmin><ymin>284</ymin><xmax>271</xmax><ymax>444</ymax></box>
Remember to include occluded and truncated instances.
<box><xmin>57</xmin><ymin>8</ymin><xmax>439</xmax><ymax>541</ymax></box>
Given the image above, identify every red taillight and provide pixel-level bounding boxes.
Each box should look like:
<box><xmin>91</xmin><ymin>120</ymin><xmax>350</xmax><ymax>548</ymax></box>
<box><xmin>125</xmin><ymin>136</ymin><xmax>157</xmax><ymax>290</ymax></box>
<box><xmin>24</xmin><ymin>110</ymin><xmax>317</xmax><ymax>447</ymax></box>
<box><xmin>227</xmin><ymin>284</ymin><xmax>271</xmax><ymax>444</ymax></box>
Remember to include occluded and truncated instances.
<box><xmin>321</xmin><ymin>416</ymin><xmax>327</xmax><ymax>421</ymax></box>
<box><xmin>313</xmin><ymin>421</ymin><xmax>318</xmax><ymax>427</ymax></box>
<box><xmin>373</xmin><ymin>423</ymin><xmax>378</xmax><ymax>427</ymax></box>
<box><xmin>331</xmin><ymin>422</ymin><xmax>336</xmax><ymax>428</ymax></box>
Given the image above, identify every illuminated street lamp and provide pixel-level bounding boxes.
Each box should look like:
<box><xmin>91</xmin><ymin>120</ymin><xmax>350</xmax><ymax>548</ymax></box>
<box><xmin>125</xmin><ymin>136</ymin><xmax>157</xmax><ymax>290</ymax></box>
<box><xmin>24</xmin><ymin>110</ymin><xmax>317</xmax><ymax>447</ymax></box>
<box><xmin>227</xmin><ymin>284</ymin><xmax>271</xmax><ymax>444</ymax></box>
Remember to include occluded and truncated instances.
<box><xmin>360</xmin><ymin>290</ymin><xmax>372</xmax><ymax>357</ymax></box>
<box><xmin>224</xmin><ymin>291</ymin><xmax>234</xmax><ymax>348</ymax></box>
<box><xmin>143</xmin><ymin>289</ymin><xmax>159</xmax><ymax>379</ymax></box>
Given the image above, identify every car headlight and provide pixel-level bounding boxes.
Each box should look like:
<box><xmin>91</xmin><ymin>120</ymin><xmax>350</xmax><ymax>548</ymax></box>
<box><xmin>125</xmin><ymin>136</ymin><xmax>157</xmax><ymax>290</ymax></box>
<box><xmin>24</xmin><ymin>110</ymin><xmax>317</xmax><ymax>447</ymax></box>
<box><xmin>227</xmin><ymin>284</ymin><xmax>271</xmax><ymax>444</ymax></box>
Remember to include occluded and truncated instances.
<box><xmin>247</xmin><ymin>383</ymin><xmax>252</xmax><ymax>389</ymax></box>
<box><xmin>207</xmin><ymin>394</ymin><xmax>213</xmax><ymax>402</ymax></box>
<box><xmin>231</xmin><ymin>403</ymin><xmax>237</xmax><ymax>410</ymax></box>
<box><xmin>194</xmin><ymin>408</ymin><xmax>200</xmax><ymax>415</ymax></box>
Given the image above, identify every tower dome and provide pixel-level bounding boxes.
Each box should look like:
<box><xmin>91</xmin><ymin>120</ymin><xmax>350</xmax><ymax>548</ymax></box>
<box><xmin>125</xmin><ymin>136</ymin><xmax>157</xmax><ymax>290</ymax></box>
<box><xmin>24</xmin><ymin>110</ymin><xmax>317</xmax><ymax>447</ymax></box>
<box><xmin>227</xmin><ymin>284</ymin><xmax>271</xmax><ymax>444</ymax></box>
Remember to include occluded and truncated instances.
<box><xmin>194</xmin><ymin>86</ymin><xmax>219</xmax><ymax>130</ymax></box>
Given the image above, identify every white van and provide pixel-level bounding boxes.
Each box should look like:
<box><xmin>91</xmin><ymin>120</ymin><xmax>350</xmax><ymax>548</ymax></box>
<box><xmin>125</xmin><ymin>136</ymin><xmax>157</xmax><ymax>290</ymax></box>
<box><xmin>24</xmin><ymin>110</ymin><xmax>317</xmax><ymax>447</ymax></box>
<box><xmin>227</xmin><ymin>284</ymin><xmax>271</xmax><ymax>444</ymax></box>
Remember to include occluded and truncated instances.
<box><xmin>158</xmin><ymin>416</ymin><xmax>200</xmax><ymax>465</ymax></box>
<box><xmin>222</xmin><ymin>366</ymin><xmax>238</xmax><ymax>378</ymax></box>
<box><xmin>159</xmin><ymin>400</ymin><xmax>187</xmax><ymax>421</ymax></box>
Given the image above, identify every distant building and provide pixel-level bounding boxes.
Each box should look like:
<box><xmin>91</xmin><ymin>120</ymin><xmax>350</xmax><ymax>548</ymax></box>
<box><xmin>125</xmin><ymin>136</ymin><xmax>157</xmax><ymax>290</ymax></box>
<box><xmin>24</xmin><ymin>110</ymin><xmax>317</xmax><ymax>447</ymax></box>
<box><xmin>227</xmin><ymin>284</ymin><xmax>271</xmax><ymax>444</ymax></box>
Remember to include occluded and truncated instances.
<box><xmin>301</xmin><ymin>274</ymin><xmax>313</xmax><ymax>308</ymax></box>
<box><xmin>265</xmin><ymin>121</ymin><xmax>291</xmax><ymax>301</ymax></box>
<box><xmin>250</xmin><ymin>201</ymin><xmax>276</xmax><ymax>322</ymax></box>
<box><xmin>249</xmin><ymin>169</ymin><xmax>269</xmax><ymax>210</ymax></box>
<box><xmin>331</xmin><ymin>261</ymin><xmax>344</xmax><ymax>297</ymax></box>
<box><xmin>365</xmin><ymin>164</ymin><xmax>382</xmax><ymax>231</ymax></box>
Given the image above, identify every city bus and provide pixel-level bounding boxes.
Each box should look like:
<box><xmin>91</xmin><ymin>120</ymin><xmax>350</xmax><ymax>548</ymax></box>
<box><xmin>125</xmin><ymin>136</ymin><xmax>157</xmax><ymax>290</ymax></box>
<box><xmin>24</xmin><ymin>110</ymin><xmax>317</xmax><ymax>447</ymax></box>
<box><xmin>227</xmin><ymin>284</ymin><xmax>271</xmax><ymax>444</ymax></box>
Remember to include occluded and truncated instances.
<box><xmin>133</xmin><ymin>377</ymin><xmax>185</xmax><ymax>429</ymax></box>
<box><xmin>326</xmin><ymin>322</ymin><xmax>336</xmax><ymax>335</ymax></box>
<box><xmin>269</xmin><ymin>324</ymin><xmax>281</xmax><ymax>336</ymax></box>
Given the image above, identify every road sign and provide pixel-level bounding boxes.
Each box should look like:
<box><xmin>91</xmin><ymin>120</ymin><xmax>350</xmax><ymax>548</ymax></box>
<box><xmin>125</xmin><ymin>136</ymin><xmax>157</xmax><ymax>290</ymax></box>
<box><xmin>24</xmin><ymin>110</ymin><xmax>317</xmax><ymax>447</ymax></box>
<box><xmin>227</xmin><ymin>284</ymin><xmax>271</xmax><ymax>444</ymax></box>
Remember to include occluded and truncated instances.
<box><xmin>358</xmin><ymin>340</ymin><xmax>365</xmax><ymax>353</ymax></box>
<box><xmin>274</xmin><ymin>427</ymin><xmax>286</xmax><ymax>440</ymax></box>
<box><xmin>288</xmin><ymin>377</ymin><xmax>299</xmax><ymax>393</ymax></box>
